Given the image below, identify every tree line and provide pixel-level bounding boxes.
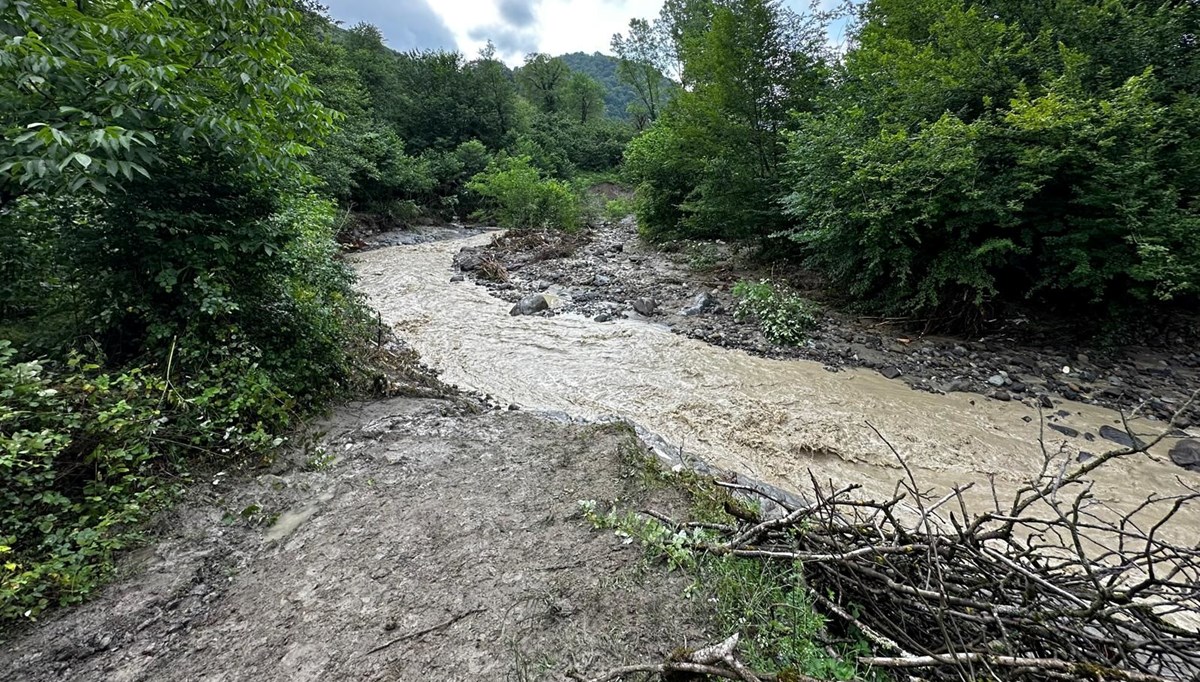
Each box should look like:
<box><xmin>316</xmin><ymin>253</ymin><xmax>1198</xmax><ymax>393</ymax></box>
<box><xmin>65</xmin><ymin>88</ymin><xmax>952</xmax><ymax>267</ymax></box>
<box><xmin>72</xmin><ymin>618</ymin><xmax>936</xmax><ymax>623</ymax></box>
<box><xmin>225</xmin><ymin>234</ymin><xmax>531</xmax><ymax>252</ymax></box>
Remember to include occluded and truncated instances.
<box><xmin>617</xmin><ymin>0</ymin><xmax>1199</xmax><ymax>320</ymax></box>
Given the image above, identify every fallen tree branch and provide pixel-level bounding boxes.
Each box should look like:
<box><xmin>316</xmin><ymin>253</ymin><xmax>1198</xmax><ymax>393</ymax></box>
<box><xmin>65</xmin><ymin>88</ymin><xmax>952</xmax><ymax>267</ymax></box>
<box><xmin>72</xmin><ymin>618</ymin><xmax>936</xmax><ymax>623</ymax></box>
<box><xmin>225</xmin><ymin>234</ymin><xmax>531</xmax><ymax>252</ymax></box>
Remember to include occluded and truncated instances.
<box><xmin>367</xmin><ymin>607</ymin><xmax>487</xmax><ymax>655</ymax></box>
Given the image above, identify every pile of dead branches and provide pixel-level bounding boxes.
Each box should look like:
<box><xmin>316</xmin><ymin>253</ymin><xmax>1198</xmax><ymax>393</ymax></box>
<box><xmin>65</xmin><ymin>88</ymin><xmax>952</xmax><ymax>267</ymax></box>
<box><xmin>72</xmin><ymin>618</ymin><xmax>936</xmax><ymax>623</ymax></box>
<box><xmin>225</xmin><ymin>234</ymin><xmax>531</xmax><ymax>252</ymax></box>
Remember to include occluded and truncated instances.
<box><xmin>582</xmin><ymin>406</ymin><xmax>1200</xmax><ymax>682</ymax></box>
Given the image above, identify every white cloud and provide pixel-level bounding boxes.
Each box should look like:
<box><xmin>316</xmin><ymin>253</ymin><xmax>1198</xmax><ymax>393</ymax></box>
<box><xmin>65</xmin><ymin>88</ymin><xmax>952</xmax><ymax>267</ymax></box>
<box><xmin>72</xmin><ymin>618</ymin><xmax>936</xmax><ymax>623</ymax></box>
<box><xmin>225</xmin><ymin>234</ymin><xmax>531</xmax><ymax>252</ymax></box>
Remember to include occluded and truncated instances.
<box><xmin>323</xmin><ymin>1</ymin><xmax>853</xmax><ymax>66</ymax></box>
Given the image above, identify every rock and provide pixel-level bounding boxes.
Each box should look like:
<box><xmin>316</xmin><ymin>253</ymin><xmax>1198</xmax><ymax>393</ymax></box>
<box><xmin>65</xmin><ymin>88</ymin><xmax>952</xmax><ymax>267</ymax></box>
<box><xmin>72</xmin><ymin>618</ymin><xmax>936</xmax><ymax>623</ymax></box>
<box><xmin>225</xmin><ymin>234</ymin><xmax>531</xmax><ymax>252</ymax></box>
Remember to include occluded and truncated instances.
<box><xmin>510</xmin><ymin>294</ymin><xmax>551</xmax><ymax>316</ymax></box>
<box><xmin>880</xmin><ymin>366</ymin><xmax>902</xmax><ymax>380</ymax></box>
<box><xmin>1077</xmin><ymin>353</ymin><xmax>1090</xmax><ymax>364</ymax></box>
<box><xmin>449</xmin><ymin>273</ymin><xmax>465</xmax><ymax>283</ymax></box>
<box><xmin>680</xmin><ymin>292</ymin><xmax>718</xmax><ymax>316</ymax></box>
<box><xmin>1077</xmin><ymin>451</ymin><xmax>1095</xmax><ymax>463</ymax></box>
<box><xmin>1098</xmin><ymin>425</ymin><xmax>1144</xmax><ymax>450</ymax></box>
<box><xmin>632</xmin><ymin>297</ymin><xmax>658</xmax><ymax>316</ymax></box>
<box><xmin>1038</xmin><ymin>394</ymin><xmax>1055</xmax><ymax>409</ymax></box>
<box><xmin>946</xmin><ymin>380</ymin><xmax>970</xmax><ymax>393</ymax></box>
<box><xmin>1047</xmin><ymin>423</ymin><xmax>1080</xmax><ymax>438</ymax></box>
<box><xmin>454</xmin><ymin>247</ymin><xmax>484</xmax><ymax>271</ymax></box>
<box><xmin>1168</xmin><ymin>440</ymin><xmax>1200</xmax><ymax>472</ymax></box>
<box><xmin>1084</xmin><ymin>432</ymin><xmax>1095</xmax><ymax>442</ymax></box>
<box><xmin>987</xmin><ymin>374</ymin><xmax>1007</xmax><ymax>387</ymax></box>
<box><xmin>592</xmin><ymin>274</ymin><xmax>612</xmax><ymax>286</ymax></box>
<box><xmin>1009</xmin><ymin>382</ymin><xmax>1027</xmax><ymax>394</ymax></box>
<box><xmin>990</xmin><ymin>390</ymin><xmax>1012</xmax><ymax>402</ymax></box>
<box><xmin>1022</xmin><ymin>416</ymin><xmax>1033</xmax><ymax>423</ymax></box>
<box><xmin>533</xmin><ymin>279</ymin><xmax>552</xmax><ymax>291</ymax></box>
<box><xmin>594</xmin><ymin>313</ymin><xmax>613</xmax><ymax>323</ymax></box>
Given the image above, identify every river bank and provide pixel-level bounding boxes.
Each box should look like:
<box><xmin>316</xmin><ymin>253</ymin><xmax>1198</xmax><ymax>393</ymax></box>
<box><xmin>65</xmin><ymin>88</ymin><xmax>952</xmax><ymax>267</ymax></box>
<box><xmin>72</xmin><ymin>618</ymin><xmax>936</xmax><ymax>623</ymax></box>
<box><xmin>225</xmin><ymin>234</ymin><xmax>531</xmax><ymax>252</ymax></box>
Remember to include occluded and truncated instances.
<box><xmin>0</xmin><ymin>394</ymin><xmax>717</xmax><ymax>681</ymax></box>
<box><xmin>462</xmin><ymin>217</ymin><xmax>1200</xmax><ymax>432</ymax></box>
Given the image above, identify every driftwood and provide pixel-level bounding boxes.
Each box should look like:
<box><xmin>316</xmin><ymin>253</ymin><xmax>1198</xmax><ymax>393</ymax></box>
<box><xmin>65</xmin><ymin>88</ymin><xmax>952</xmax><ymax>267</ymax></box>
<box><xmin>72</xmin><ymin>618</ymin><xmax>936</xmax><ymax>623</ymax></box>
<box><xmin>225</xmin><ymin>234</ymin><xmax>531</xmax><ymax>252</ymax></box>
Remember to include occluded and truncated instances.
<box><xmin>576</xmin><ymin>392</ymin><xmax>1200</xmax><ymax>681</ymax></box>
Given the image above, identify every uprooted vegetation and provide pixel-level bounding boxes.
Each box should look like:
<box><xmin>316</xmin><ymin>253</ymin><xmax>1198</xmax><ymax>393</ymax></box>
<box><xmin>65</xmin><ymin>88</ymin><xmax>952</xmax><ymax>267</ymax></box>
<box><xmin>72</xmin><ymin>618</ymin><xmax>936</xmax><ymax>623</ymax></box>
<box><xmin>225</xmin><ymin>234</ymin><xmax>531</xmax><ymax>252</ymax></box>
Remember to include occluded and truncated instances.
<box><xmin>575</xmin><ymin>400</ymin><xmax>1200</xmax><ymax>682</ymax></box>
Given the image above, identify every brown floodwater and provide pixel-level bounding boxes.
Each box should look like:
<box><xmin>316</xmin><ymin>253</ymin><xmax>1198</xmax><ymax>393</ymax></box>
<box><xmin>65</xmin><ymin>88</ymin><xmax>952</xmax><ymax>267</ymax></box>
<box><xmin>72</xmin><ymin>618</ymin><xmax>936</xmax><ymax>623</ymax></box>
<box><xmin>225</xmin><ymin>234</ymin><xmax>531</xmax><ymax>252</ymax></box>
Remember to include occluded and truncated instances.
<box><xmin>350</xmin><ymin>235</ymin><xmax>1199</xmax><ymax>539</ymax></box>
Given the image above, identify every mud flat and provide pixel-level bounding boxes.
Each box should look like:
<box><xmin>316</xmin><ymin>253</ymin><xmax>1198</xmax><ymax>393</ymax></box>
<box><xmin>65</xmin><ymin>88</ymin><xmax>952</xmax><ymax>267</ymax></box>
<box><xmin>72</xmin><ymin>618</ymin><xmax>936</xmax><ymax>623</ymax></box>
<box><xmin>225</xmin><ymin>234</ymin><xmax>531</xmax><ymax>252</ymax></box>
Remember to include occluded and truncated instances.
<box><xmin>0</xmin><ymin>399</ymin><xmax>710</xmax><ymax>681</ymax></box>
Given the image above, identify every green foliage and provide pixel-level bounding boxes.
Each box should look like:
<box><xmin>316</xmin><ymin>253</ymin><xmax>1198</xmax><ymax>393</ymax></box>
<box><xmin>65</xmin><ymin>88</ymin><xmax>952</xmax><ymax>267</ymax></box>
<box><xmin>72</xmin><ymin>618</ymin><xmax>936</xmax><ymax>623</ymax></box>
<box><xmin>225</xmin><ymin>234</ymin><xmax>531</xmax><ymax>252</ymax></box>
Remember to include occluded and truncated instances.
<box><xmin>563</xmin><ymin>72</ymin><xmax>607</xmax><ymax>124</ymax></box>
<box><xmin>781</xmin><ymin>0</ymin><xmax>1200</xmax><ymax>317</ymax></box>
<box><xmin>610</xmin><ymin>18</ymin><xmax>678</xmax><ymax>126</ymax></box>
<box><xmin>517</xmin><ymin>54</ymin><xmax>571</xmax><ymax>115</ymax></box>
<box><xmin>603</xmin><ymin>197</ymin><xmax>635</xmax><ymax>222</ymax></box>
<box><xmin>468</xmin><ymin>156</ymin><xmax>581</xmax><ymax>231</ymax></box>
<box><xmin>0</xmin><ymin>0</ymin><xmax>383</xmax><ymax>624</ymax></box>
<box><xmin>623</xmin><ymin>0</ymin><xmax>830</xmax><ymax>241</ymax></box>
<box><xmin>732</xmin><ymin>280</ymin><xmax>818</xmax><ymax>345</ymax></box>
<box><xmin>0</xmin><ymin>0</ymin><xmax>334</xmax><ymax>196</ymax></box>
<box><xmin>0</xmin><ymin>345</ymin><xmax>174</xmax><ymax>621</ymax></box>
<box><xmin>705</xmin><ymin>557</ymin><xmax>859</xmax><ymax>679</ymax></box>
<box><xmin>558</xmin><ymin>51</ymin><xmax>675</xmax><ymax>125</ymax></box>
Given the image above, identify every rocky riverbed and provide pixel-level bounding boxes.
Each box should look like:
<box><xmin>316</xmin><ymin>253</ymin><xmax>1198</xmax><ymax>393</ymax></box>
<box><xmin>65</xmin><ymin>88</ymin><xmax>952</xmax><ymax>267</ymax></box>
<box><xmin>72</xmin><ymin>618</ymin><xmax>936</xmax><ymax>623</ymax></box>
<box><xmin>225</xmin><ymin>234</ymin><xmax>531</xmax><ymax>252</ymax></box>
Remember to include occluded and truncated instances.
<box><xmin>458</xmin><ymin>218</ymin><xmax>1200</xmax><ymax>434</ymax></box>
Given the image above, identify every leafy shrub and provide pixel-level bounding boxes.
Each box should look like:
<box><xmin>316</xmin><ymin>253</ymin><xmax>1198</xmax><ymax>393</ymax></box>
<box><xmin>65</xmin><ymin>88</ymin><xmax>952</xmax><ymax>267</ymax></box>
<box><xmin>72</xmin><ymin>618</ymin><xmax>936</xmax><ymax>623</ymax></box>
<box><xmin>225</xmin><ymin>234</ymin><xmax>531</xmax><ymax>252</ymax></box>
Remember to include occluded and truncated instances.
<box><xmin>468</xmin><ymin>155</ymin><xmax>581</xmax><ymax>231</ymax></box>
<box><xmin>781</xmin><ymin>0</ymin><xmax>1200</xmax><ymax>319</ymax></box>
<box><xmin>603</xmin><ymin>197</ymin><xmax>635</xmax><ymax>222</ymax></box>
<box><xmin>732</xmin><ymin>280</ymin><xmax>819</xmax><ymax>346</ymax></box>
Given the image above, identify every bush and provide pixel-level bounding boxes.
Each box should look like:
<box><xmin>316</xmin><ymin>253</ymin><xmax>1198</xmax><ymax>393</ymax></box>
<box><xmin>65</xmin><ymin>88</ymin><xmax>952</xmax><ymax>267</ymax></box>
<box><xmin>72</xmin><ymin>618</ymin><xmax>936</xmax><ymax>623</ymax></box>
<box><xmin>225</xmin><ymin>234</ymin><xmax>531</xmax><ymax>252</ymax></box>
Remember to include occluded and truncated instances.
<box><xmin>0</xmin><ymin>191</ymin><xmax>378</xmax><ymax>623</ymax></box>
<box><xmin>468</xmin><ymin>155</ymin><xmax>581</xmax><ymax>231</ymax></box>
<box><xmin>732</xmin><ymin>280</ymin><xmax>819</xmax><ymax>346</ymax></box>
<box><xmin>780</xmin><ymin>0</ymin><xmax>1200</xmax><ymax>319</ymax></box>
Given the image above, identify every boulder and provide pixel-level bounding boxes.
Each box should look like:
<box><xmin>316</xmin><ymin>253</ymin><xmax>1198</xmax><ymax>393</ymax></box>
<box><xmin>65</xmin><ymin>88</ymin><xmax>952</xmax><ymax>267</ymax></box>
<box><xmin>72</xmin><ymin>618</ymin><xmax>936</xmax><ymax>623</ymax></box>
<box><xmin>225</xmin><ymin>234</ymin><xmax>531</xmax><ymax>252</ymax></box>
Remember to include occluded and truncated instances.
<box><xmin>680</xmin><ymin>292</ymin><xmax>718</xmax><ymax>317</ymax></box>
<box><xmin>1169</xmin><ymin>440</ymin><xmax>1200</xmax><ymax>472</ymax></box>
<box><xmin>454</xmin><ymin>247</ymin><xmax>485</xmax><ymax>271</ymax></box>
<box><xmin>510</xmin><ymin>294</ymin><xmax>551</xmax><ymax>316</ymax></box>
<box><xmin>880</xmin><ymin>366</ymin><xmax>902</xmax><ymax>380</ymax></box>
<box><xmin>632</xmin><ymin>297</ymin><xmax>658</xmax><ymax>316</ymax></box>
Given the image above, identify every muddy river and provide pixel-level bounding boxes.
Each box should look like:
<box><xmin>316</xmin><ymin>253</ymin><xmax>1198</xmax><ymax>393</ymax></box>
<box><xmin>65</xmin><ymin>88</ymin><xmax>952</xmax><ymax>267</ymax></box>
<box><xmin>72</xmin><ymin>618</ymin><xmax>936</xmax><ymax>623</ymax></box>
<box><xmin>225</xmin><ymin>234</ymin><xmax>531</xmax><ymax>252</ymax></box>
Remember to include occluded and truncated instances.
<box><xmin>350</xmin><ymin>234</ymin><xmax>1198</xmax><ymax>533</ymax></box>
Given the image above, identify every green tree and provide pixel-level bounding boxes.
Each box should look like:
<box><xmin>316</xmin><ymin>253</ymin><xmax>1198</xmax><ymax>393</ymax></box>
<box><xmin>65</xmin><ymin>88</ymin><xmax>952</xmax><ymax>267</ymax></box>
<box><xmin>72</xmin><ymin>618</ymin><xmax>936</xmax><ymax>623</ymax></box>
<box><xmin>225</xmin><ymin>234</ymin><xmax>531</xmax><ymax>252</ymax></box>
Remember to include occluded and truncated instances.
<box><xmin>0</xmin><ymin>0</ymin><xmax>334</xmax><ymax>197</ymax></box>
<box><xmin>625</xmin><ymin>0</ymin><xmax>830</xmax><ymax>240</ymax></box>
<box><xmin>517</xmin><ymin>53</ymin><xmax>570</xmax><ymax>114</ymax></box>
<box><xmin>611</xmin><ymin>18</ymin><xmax>675</xmax><ymax>124</ymax></box>
<box><xmin>564</xmin><ymin>72</ymin><xmax>606</xmax><ymax>123</ymax></box>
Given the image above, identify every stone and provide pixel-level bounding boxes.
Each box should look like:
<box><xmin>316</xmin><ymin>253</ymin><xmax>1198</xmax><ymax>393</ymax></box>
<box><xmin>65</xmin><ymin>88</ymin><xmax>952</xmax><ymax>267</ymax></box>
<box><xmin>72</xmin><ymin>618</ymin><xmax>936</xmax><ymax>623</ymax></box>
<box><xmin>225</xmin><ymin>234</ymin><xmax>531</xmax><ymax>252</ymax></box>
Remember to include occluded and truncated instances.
<box><xmin>594</xmin><ymin>313</ymin><xmax>613</xmax><ymax>323</ymax></box>
<box><xmin>1077</xmin><ymin>451</ymin><xmax>1095</xmax><ymax>463</ymax></box>
<box><xmin>1038</xmin><ymin>394</ymin><xmax>1055</xmax><ymax>409</ymax></box>
<box><xmin>991</xmin><ymin>390</ymin><xmax>1012</xmax><ymax>402</ymax></box>
<box><xmin>680</xmin><ymin>292</ymin><xmax>718</xmax><ymax>316</ymax></box>
<box><xmin>1098</xmin><ymin>425</ymin><xmax>1144</xmax><ymax>450</ymax></box>
<box><xmin>510</xmin><ymin>294</ymin><xmax>550</xmax><ymax>316</ymax></box>
<box><xmin>533</xmin><ymin>279</ymin><xmax>552</xmax><ymax>291</ymax></box>
<box><xmin>1168</xmin><ymin>439</ymin><xmax>1200</xmax><ymax>472</ymax></box>
<box><xmin>987</xmin><ymin>374</ymin><xmax>1007</xmax><ymax>387</ymax></box>
<box><xmin>880</xmin><ymin>366</ymin><xmax>902</xmax><ymax>380</ymax></box>
<box><xmin>1009</xmin><ymin>382</ymin><xmax>1027</xmax><ymax>394</ymax></box>
<box><xmin>1047</xmin><ymin>423</ymin><xmax>1080</xmax><ymax>438</ymax></box>
<box><xmin>454</xmin><ymin>247</ymin><xmax>484</xmax><ymax>271</ymax></box>
<box><xmin>632</xmin><ymin>297</ymin><xmax>658</xmax><ymax>316</ymax></box>
<box><xmin>449</xmin><ymin>273</ymin><xmax>465</xmax><ymax>283</ymax></box>
<box><xmin>592</xmin><ymin>274</ymin><xmax>613</xmax><ymax>286</ymax></box>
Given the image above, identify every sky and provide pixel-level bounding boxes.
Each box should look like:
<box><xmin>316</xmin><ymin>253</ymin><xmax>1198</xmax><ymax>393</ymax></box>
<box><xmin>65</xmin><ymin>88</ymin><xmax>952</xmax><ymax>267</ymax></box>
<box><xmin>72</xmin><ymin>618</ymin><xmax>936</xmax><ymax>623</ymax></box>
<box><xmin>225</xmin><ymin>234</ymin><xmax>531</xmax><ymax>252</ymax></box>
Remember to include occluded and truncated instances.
<box><xmin>320</xmin><ymin>0</ymin><xmax>848</xmax><ymax>66</ymax></box>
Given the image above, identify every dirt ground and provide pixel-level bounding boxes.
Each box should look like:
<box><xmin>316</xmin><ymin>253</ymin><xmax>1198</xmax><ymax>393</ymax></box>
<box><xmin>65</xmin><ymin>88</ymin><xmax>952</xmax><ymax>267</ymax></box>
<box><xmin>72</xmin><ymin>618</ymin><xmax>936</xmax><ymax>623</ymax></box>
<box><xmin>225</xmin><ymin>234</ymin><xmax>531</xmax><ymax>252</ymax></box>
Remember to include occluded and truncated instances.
<box><xmin>0</xmin><ymin>398</ymin><xmax>712</xmax><ymax>681</ymax></box>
